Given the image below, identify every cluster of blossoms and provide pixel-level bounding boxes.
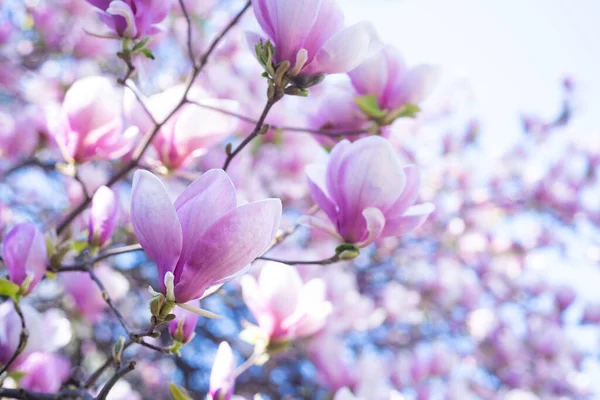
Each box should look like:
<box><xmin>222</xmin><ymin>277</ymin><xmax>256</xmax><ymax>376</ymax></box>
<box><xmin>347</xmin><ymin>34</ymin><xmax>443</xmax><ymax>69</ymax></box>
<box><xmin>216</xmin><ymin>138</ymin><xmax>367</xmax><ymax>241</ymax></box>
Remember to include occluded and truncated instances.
<box><xmin>0</xmin><ymin>0</ymin><xmax>598</xmax><ymax>399</ymax></box>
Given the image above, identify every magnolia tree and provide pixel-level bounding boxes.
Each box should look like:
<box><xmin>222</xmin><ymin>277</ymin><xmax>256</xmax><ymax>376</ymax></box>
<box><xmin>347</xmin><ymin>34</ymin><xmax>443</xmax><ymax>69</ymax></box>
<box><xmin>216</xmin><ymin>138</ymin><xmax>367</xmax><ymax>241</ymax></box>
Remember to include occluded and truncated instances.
<box><xmin>0</xmin><ymin>0</ymin><xmax>598</xmax><ymax>399</ymax></box>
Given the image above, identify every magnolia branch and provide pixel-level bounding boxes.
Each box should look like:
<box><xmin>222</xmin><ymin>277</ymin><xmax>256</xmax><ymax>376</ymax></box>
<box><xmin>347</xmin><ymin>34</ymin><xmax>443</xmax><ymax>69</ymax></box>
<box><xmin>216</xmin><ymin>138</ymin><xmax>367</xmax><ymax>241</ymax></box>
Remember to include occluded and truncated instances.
<box><xmin>223</xmin><ymin>96</ymin><xmax>281</xmax><ymax>171</ymax></box>
<box><xmin>55</xmin><ymin>1</ymin><xmax>252</xmax><ymax>236</ymax></box>
<box><xmin>256</xmin><ymin>254</ymin><xmax>341</xmax><ymax>266</ymax></box>
<box><xmin>186</xmin><ymin>100</ymin><xmax>369</xmax><ymax>138</ymax></box>
<box><xmin>0</xmin><ymin>301</ymin><xmax>27</xmax><ymax>377</ymax></box>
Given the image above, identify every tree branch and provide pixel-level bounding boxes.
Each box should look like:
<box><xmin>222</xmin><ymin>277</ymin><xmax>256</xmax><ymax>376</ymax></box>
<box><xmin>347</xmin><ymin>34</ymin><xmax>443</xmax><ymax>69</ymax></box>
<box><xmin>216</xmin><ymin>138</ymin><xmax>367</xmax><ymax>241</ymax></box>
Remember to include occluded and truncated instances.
<box><xmin>256</xmin><ymin>254</ymin><xmax>341</xmax><ymax>266</ymax></box>
<box><xmin>0</xmin><ymin>301</ymin><xmax>28</xmax><ymax>377</ymax></box>
<box><xmin>58</xmin><ymin>244</ymin><xmax>144</xmax><ymax>272</ymax></box>
<box><xmin>95</xmin><ymin>361</ymin><xmax>136</xmax><ymax>400</ymax></box>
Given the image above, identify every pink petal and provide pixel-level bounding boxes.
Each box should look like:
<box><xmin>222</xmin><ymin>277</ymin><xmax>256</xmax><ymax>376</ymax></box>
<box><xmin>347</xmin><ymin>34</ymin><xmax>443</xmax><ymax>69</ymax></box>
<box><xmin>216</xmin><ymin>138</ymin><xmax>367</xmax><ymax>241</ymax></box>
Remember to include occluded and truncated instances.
<box><xmin>306</xmin><ymin>164</ymin><xmax>337</xmax><ymax>223</ymax></box>
<box><xmin>131</xmin><ymin>170</ymin><xmax>182</xmax><ymax>292</ymax></box>
<box><xmin>173</xmin><ymin>169</ymin><xmax>237</xmax><ymax>282</ymax></box>
<box><xmin>355</xmin><ymin>207</ymin><xmax>386</xmax><ymax>248</ymax></box>
<box><xmin>303</xmin><ymin>21</ymin><xmax>380</xmax><ymax>75</ymax></box>
<box><xmin>174</xmin><ymin>199</ymin><xmax>282</xmax><ymax>303</ymax></box>
<box><xmin>382</xmin><ymin>203</ymin><xmax>434</xmax><ymax>237</ymax></box>
<box><xmin>387</xmin><ymin>165</ymin><xmax>420</xmax><ymax>218</ymax></box>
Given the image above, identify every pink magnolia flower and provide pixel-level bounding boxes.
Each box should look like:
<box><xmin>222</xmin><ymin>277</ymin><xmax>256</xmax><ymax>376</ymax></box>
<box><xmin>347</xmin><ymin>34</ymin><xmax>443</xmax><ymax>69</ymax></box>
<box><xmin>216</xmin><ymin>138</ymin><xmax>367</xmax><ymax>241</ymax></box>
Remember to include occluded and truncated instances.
<box><xmin>86</xmin><ymin>0</ymin><xmax>174</xmax><ymax>39</ymax></box>
<box><xmin>0</xmin><ymin>111</ymin><xmax>40</xmax><ymax>161</ymax></box>
<box><xmin>61</xmin><ymin>264</ymin><xmax>130</xmax><ymax>322</ymax></box>
<box><xmin>131</xmin><ymin>169</ymin><xmax>281</xmax><ymax>304</ymax></box>
<box><xmin>2</xmin><ymin>223</ymin><xmax>48</xmax><ymax>295</ymax></box>
<box><xmin>126</xmin><ymin>86</ymin><xmax>237</xmax><ymax>170</ymax></box>
<box><xmin>16</xmin><ymin>352</ymin><xmax>71</xmax><ymax>393</ymax></box>
<box><xmin>209</xmin><ymin>342</ymin><xmax>236</xmax><ymax>400</ymax></box>
<box><xmin>305</xmin><ymin>136</ymin><xmax>434</xmax><ymax>247</ymax></box>
<box><xmin>250</xmin><ymin>0</ymin><xmax>380</xmax><ymax>83</ymax></box>
<box><xmin>241</xmin><ymin>263</ymin><xmax>332</xmax><ymax>343</ymax></box>
<box><xmin>169</xmin><ymin>302</ymin><xmax>200</xmax><ymax>344</ymax></box>
<box><xmin>349</xmin><ymin>45</ymin><xmax>439</xmax><ymax>112</ymax></box>
<box><xmin>53</xmin><ymin>76</ymin><xmax>133</xmax><ymax>164</ymax></box>
<box><xmin>89</xmin><ymin>186</ymin><xmax>120</xmax><ymax>248</ymax></box>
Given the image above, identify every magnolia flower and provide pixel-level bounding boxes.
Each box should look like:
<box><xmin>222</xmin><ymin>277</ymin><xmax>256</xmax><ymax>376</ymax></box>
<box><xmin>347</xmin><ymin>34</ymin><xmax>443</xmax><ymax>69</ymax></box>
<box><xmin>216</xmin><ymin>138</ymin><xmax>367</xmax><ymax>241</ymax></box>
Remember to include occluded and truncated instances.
<box><xmin>126</xmin><ymin>86</ymin><xmax>237</xmax><ymax>170</ymax></box>
<box><xmin>250</xmin><ymin>0</ymin><xmax>379</xmax><ymax>82</ymax></box>
<box><xmin>169</xmin><ymin>302</ymin><xmax>200</xmax><ymax>344</ymax></box>
<box><xmin>86</xmin><ymin>0</ymin><xmax>174</xmax><ymax>39</ymax></box>
<box><xmin>349</xmin><ymin>45</ymin><xmax>439</xmax><ymax>112</ymax></box>
<box><xmin>2</xmin><ymin>222</ymin><xmax>48</xmax><ymax>295</ymax></box>
<box><xmin>16</xmin><ymin>352</ymin><xmax>71</xmax><ymax>393</ymax></box>
<box><xmin>131</xmin><ymin>169</ymin><xmax>281</xmax><ymax>306</ymax></box>
<box><xmin>53</xmin><ymin>76</ymin><xmax>133</xmax><ymax>163</ymax></box>
<box><xmin>209</xmin><ymin>342</ymin><xmax>236</xmax><ymax>400</ymax></box>
<box><xmin>89</xmin><ymin>186</ymin><xmax>119</xmax><ymax>248</ymax></box>
<box><xmin>305</xmin><ymin>136</ymin><xmax>434</xmax><ymax>247</ymax></box>
<box><xmin>241</xmin><ymin>263</ymin><xmax>332</xmax><ymax>343</ymax></box>
<box><xmin>61</xmin><ymin>264</ymin><xmax>130</xmax><ymax>322</ymax></box>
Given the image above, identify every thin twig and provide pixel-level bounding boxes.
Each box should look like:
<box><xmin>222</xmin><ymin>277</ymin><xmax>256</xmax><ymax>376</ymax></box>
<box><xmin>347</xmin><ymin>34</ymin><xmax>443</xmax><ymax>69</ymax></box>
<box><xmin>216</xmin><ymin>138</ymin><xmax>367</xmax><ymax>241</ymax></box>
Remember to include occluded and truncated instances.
<box><xmin>95</xmin><ymin>361</ymin><xmax>136</xmax><ymax>400</ymax></box>
<box><xmin>256</xmin><ymin>254</ymin><xmax>341</xmax><ymax>266</ymax></box>
<box><xmin>0</xmin><ymin>388</ymin><xmax>93</xmax><ymax>400</ymax></box>
<box><xmin>223</xmin><ymin>97</ymin><xmax>280</xmax><ymax>171</ymax></box>
<box><xmin>55</xmin><ymin>1</ymin><xmax>252</xmax><ymax>236</ymax></box>
<box><xmin>58</xmin><ymin>244</ymin><xmax>144</xmax><ymax>272</ymax></box>
<box><xmin>186</xmin><ymin>100</ymin><xmax>368</xmax><ymax>138</ymax></box>
<box><xmin>86</xmin><ymin>265</ymin><xmax>131</xmax><ymax>336</ymax></box>
<box><xmin>178</xmin><ymin>0</ymin><xmax>196</xmax><ymax>66</ymax></box>
<box><xmin>0</xmin><ymin>301</ymin><xmax>27</xmax><ymax>377</ymax></box>
<box><xmin>84</xmin><ymin>340</ymin><xmax>133</xmax><ymax>389</ymax></box>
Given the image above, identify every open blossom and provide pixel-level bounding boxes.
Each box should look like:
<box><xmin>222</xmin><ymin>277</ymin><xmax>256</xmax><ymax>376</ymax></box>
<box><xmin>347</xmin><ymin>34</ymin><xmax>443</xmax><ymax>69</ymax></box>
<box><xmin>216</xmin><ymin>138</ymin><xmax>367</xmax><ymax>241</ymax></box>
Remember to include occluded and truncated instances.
<box><xmin>169</xmin><ymin>302</ymin><xmax>200</xmax><ymax>344</ymax></box>
<box><xmin>52</xmin><ymin>76</ymin><xmax>133</xmax><ymax>164</ymax></box>
<box><xmin>250</xmin><ymin>0</ymin><xmax>379</xmax><ymax>82</ymax></box>
<box><xmin>209</xmin><ymin>342</ymin><xmax>236</xmax><ymax>400</ymax></box>
<box><xmin>2</xmin><ymin>223</ymin><xmax>48</xmax><ymax>294</ymax></box>
<box><xmin>16</xmin><ymin>352</ymin><xmax>71</xmax><ymax>393</ymax></box>
<box><xmin>86</xmin><ymin>0</ymin><xmax>174</xmax><ymax>39</ymax></box>
<box><xmin>89</xmin><ymin>186</ymin><xmax>120</xmax><ymax>248</ymax></box>
<box><xmin>349</xmin><ymin>45</ymin><xmax>439</xmax><ymax>112</ymax></box>
<box><xmin>61</xmin><ymin>264</ymin><xmax>130</xmax><ymax>322</ymax></box>
<box><xmin>131</xmin><ymin>169</ymin><xmax>281</xmax><ymax>303</ymax></box>
<box><xmin>305</xmin><ymin>136</ymin><xmax>434</xmax><ymax>247</ymax></box>
<box><xmin>126</xmin><ymin>86</ymin><xmax>237</xmax><ymax>170</ymax></box>
<box><xmin>241</xmin><ymin>263</ymin><xmax>332</xmax><ymax>343</ymax></box>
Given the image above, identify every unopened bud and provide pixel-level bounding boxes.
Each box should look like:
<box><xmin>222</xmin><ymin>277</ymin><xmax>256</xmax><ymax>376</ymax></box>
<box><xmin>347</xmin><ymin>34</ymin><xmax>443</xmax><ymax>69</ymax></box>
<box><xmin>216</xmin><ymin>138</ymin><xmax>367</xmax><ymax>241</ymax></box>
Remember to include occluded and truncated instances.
<box><xmin>273</xmin><ymin>60</ymin><xmax>291</xmax><ymax>87</ymax></box>
<box><xmin>113</xmin><ymin>336</ymin><xmax>126</xmax><ymax>364</ymax></box>
<box><xmin>150</xmin><ymin>295</ymin><xmax>165</xmax><ymax>317</ymax></box>
<box><xmin>284</xmin><ymin>86</ymin><xmax>309</xmax><ymax>97</ymax></box>
<box><xmin>335</xmin><ymin>243</ymin><xmax>360</xmax><ymax>260</ymax></box>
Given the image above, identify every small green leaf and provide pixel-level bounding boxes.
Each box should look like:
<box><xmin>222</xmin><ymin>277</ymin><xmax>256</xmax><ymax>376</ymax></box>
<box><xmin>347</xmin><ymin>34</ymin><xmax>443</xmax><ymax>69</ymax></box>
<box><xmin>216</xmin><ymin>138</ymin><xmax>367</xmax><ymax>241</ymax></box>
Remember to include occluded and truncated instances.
<box><xmin>140</xmin><ymin>48</ymin><xmax>155</xmax><ymax>60</ymax></box>
<box><xmin>132</xmin><ymin>37</ymin><xmax>151</xmax><ymax>52</ymax></box>
<box><xmin>7</xmin><ymin>371</ymin><xmax>26</xmax><ymax>382</ymax></box>
<box><xmin>354</xmin><ymin>94</ymin><xmax>387</xmax><ymax>119</ymax></box>
<box><xmin>72</xmin><ymin>239</ymin><xmax>88</xmax><ymax>255</ymax></box>
<box><xmin>391</xmin><ymin>103</ymin><xmax>421</xmax><ymax>120</ymax></box>
<box><xmin>169</xmin><ymin>383</ymin><xmax>193</xmax><ymax>400</ymax></box>
<box><xmin>0</xmin><ymin>278</ymin><xmax>20</xmax><ymax>299</ymax></box>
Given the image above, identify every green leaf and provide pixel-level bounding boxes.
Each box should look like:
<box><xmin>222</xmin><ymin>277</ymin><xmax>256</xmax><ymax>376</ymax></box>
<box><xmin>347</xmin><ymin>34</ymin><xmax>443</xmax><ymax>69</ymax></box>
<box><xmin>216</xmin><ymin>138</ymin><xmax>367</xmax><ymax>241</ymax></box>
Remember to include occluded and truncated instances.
<box><xmin>0</xmin><ymin>278</ymin><xmax>20</xmax><ymax>299</ymax></box>
<box><xmin>169</xmin><ymin>383</ymin><xmax>193</xmax><ymax>400</ymax></box>
<box><xmin>7</xmin><ymin>371</ymin><xmax>26</xmax><ymax>382</ymax></box>
<box><xmin>132</xmin><ymin>37</ymin><xmax>151</xmax><ymax>52</ymax></box>
<box><xmin>354</xmin><ymin>94</ymin><xmax>387</xmax><ymax>119</ymax></box>
<box><xmin>72</xmin><ymin>239</ymin><xmax>88</xmax><ymax>255</ymax></box>
<box><xmin>140</xmin><ymin>48</ymin><xmax>155</xmax><ymax>60</ymax></box>
<box><xmin>388</xmin><ymin>103</ymin><xmax>421</xmax><ymax>121</ymax></box>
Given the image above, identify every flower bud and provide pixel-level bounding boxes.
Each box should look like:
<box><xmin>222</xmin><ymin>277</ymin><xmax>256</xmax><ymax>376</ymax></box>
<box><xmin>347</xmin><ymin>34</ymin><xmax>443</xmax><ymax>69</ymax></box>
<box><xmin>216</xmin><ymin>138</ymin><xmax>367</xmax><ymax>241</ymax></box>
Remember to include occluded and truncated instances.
<box><xmin>89</xmin><ymin>186</ymin><xmax>119</xmax><ymax>249</ymax></box>
<box><xmin>209</xmin><ymin>342</ymin><xmax>236</xmax><ymax>400</ymax></box>
<box><xmin>168</xmin><ymin>303</ymin><xmax>200</xmax><ymax>344</ymax></box>
<box><xmin>2</xmin><ymin>223</ymin><xmax>48</xmax><ymax>295</ymax></box>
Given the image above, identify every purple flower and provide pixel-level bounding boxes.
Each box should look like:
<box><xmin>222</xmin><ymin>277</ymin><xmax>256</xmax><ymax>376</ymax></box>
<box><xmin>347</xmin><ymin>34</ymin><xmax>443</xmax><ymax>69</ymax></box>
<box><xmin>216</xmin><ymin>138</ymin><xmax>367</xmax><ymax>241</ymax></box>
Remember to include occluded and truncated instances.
<box><xmin>250</xmin><ymin>0</ymin><xmax>380</xmax><ymax>80</ymax></box>
<box><xmin>2</xmin><ymin>223</ymin><xmax>48</xmax><ymax>295</ymax></box>
<box><xmin>53</xmin><ymin>76</ymin><xmax>133</xmax><ymax>164</ymax></box>
<box><xmin>86</xmin><ymin>0</ymin><xmax>174</xmax><ymax>39</ymax></box>
<box><xmin>209</xmin><ymin>342</ymin><xmax>236</xmax><ymax>400</ymax></box>
<box><xmin>130</xmin><ymin>169</ymin><xmax>281</xmax><ymax>303</ymax></box>
<box><xmin>305</xmin><ymin>136</ymin><xmax>434</xmax><ymax>247</ymax></box>
<box><xmin>349</xmin><ymin>45</ymin><xmax>439</xmax><ymax>112</ymax></box>
<box><xmin>89</xmin><ymin>186</ymin><xmax>120</xmax><ymax>248</ymax></box>
<box><xmin>16</xmin><ymin>352</ymin><xmax>71</xmax><ymax>393</ymax></box>
<box><xmin>168</xmin><ymin>302</ymin><xmax>200</xmax><ymax>344</ymax></box>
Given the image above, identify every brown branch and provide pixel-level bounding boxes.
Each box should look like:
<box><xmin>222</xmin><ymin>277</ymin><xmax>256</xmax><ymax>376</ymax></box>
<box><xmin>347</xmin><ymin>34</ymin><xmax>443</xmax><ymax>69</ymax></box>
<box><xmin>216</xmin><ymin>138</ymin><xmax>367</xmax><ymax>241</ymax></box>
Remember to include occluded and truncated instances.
<box><xmin>178</xmin><ymin>0</ymin><xmax>196</xmax><ymax>66</ymax></box>
<box><xmin>223</xmin><ymin>96</ymin><xmax>280</xmax><ymax>171</ymax></box>
<box><xmin>0</xmin><ymin>388</ymin><xmax>93</xmax><ymax>400</ymax></box>
<box><xmin>86</xmin><ymin>265</ymin><xmax>131</xmax><ymax>336</ymax></box>
<box><xmin>256</xmin><ymin>254</ymin><xmax>341</xmax><ymax>266</ymax></box>
<box><xmin>55</xmin><ymin>1</ymin><xmax>252</xmax><ymax>236</ymax></box>
<box><xmin>95</xmin><ymin>361</ymin><xmax>136</xmax><ymax>400</ymax></box>
<box><xmin>186</xmin><ymin>100</ymin><xmax>368</xmax><ymax>138</ymax></box>
<box><xmin>58</xmin><ymin>244</ymin><xmax>143</xmax><ymax>272</ymax></box>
